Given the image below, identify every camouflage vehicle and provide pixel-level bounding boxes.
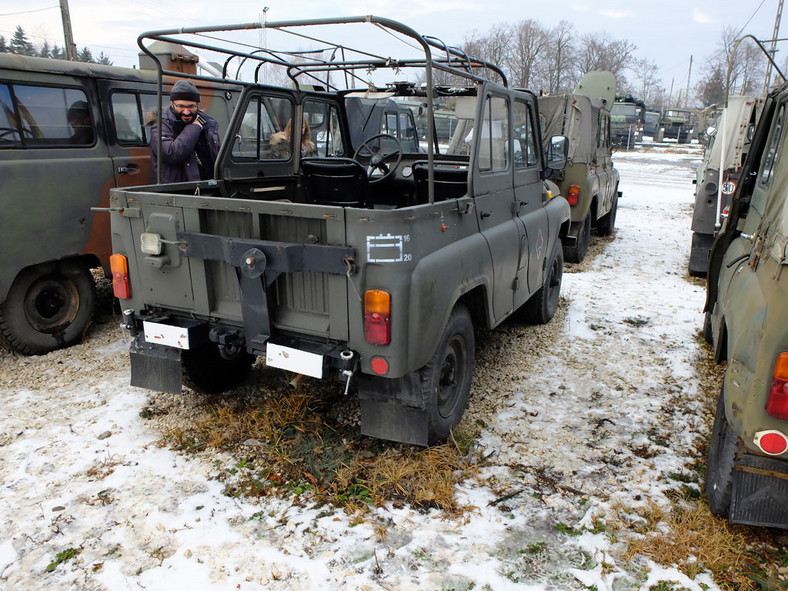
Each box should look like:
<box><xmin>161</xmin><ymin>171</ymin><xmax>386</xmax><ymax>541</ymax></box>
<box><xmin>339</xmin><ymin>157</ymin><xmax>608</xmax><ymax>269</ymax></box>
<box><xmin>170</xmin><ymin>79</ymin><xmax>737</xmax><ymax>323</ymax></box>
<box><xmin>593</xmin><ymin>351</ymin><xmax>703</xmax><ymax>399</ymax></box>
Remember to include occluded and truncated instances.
<box><xmin>609</xmin><ymin>94</ymin><xmax>645</xmax><ymax>147</ymax></box>
<box><xmin>656</xmin><ymin>107</ymin><xmax>694</xmax><ymax>143</ymax></box>
<box><xmin>0</xmin><ymin>50</ymin><xmax>239</xmax><ymax>355</ymax></box>
<box><xmin>108</xmin><ymin>17</ymin><xmax>571</xmax><ymax>446</ymax></box>
<box><xmin>704</xmin><ymin>76</ymin><xmax>788</xmax><ymax>528</ymax></box>
<box><xmin>689</xmin><ymin>96</ymin><xmax>762</xmax><ymax>277</ymax></box>
<box><xmin>538</xmin><ymin>71</ymin><xmax>621</xmax><ymax>263</ymax></box>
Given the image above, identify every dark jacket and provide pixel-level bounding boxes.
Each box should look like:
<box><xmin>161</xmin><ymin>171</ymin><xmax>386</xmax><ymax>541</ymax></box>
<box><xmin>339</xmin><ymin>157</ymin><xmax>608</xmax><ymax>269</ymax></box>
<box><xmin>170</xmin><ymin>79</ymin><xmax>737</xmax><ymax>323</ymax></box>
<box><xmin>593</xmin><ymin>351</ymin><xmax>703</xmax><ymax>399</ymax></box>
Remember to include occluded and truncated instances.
<box><xmin>150</xmin><ymin>107</ymin><xmax>220</xmax><ymax>183</ymax></box>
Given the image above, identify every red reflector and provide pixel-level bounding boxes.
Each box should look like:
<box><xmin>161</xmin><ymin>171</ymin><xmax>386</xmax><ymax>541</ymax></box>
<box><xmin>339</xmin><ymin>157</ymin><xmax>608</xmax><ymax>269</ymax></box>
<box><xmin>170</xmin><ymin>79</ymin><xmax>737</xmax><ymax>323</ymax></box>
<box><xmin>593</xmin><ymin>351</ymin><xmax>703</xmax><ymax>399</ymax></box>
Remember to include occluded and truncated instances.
<box><xmin>755</xmin><ymin>431</ymin><xmax>788</xmax><ymax>455</ymax></box>
<box><xmin>371</xmin><ymin>357</ymin><xmax>389</xmax><ymax>375</ymax></box>
<box><xmin>567</xmin><ymin>184</ymin><xmax>580</xmax><ymax>206</ymax></box>
<box><xmin>110</xmin><ymin>254</ymin><xmax>130</xmax><ymax>300</ymax></box>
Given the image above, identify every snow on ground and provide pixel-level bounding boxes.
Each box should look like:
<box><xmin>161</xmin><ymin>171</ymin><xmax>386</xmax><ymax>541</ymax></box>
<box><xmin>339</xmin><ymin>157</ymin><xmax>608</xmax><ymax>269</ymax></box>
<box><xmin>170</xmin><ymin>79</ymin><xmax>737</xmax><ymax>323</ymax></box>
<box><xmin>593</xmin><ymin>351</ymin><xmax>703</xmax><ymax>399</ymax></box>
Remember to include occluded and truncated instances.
<box><xmin>0</xmin><ymin>145</ymin><xmax>717</xmax><ymax>590</ymax></box>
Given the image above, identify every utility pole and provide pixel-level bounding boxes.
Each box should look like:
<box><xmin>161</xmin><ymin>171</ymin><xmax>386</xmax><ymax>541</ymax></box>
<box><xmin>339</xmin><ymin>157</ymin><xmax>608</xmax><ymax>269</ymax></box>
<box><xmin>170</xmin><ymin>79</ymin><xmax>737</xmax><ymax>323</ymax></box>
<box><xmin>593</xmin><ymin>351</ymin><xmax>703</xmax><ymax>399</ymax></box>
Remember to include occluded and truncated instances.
<box><xmin>59</xmin><ymin>0</ymin><xmax>78</xmax><ymax>60</ymax></box>
<box><xmin>684</xmin><ymin>55</ymin><xmax>692</xmax><ymax>107</ymax></box>
<box><xmin>763</xmin><ymin>0</ymin><xmax>784</xmax><ymax>94</ymax></box>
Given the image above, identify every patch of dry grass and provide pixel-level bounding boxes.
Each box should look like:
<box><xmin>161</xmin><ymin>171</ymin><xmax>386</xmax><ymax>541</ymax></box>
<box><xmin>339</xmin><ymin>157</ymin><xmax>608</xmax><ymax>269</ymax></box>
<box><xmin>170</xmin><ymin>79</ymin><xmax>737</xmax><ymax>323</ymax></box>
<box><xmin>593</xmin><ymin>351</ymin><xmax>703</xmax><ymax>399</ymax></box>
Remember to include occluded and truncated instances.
<box><xmin>159</xmin><ymin>382</ymin><xmax>477</xmax><ymax>514</ymax></box>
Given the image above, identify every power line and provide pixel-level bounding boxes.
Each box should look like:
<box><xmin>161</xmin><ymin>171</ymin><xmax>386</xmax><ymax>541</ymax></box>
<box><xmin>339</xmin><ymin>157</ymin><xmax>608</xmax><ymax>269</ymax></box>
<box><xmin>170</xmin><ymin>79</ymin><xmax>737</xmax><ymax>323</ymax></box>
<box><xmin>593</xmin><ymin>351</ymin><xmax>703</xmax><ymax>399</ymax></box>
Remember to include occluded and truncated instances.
<box><xmin>0</xmin><ymin>6</ymin><xmax>59</xmax><ymax>18</ymax></box>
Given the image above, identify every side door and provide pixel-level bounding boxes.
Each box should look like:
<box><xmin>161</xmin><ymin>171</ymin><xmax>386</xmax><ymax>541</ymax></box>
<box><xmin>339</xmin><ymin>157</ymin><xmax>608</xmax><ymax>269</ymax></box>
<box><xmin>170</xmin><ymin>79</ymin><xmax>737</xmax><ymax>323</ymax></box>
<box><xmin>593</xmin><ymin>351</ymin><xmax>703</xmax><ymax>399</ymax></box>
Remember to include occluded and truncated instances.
<box><xmin>512</xmin><ymin>95</ymin><xmax>549</xmax><ymax>304</ymax></box>
<box><xmin>472</xmin><ymin>90</ymin><xmax>520</xmax><ymax>321</ymax></box>
<box><xmin>0</xmin><ymin>75</ymin><xmax>115</xmax><ymax>282</ymax></box>
<box><xmin>595</xmin><ymin>109</ymin><xmax>615</xmax><ymax>218</ymax></box>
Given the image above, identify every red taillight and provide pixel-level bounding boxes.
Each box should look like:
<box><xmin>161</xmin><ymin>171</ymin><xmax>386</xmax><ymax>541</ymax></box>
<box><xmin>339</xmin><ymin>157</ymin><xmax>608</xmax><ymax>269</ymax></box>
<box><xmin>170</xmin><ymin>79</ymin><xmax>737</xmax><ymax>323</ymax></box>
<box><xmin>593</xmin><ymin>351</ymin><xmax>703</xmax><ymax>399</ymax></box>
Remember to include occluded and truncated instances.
<box><xmin>567</xmin><ymin>184</ymin><xmax>580</xmax><ymax>206</ymax></box>
<box><xmin>766</xmin><ymin>353</ymin><xmax>788</xmax><ymax>419</ymax></box>
<box><xmin>364</xmin><ymin>289</ymin><xmax>390</xmax><ymax>345</ymax></box>
<box><xmin>110</xmin><ymin>254</ymin><xmax>130</xmax><ymax>300</ymax></box>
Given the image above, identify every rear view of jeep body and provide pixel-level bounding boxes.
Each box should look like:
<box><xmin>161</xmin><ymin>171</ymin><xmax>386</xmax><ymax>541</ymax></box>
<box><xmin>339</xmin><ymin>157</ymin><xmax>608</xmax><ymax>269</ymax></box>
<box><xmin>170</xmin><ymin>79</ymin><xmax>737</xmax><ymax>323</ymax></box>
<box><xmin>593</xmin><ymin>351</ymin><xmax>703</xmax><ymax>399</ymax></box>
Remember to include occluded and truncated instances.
<box><xmin>110</xmin><ymin>17</ymin><xmax>570</xmax><ymax>446</ymax></box>
<box><xmin>538</xmin><ymin>71</ymin><xmax>621</xmax><ymax>263</ymax></box>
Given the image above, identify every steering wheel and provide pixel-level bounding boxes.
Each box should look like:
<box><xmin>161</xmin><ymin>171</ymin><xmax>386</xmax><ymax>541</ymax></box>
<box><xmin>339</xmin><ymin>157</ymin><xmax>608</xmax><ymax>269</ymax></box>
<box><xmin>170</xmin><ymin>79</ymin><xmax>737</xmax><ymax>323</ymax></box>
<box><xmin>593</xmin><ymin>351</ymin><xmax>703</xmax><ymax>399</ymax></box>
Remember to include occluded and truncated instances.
<box><xmin>353</xmin><ymin>133</ymin><xmax>402</xmax><ymax>184</ymax></box>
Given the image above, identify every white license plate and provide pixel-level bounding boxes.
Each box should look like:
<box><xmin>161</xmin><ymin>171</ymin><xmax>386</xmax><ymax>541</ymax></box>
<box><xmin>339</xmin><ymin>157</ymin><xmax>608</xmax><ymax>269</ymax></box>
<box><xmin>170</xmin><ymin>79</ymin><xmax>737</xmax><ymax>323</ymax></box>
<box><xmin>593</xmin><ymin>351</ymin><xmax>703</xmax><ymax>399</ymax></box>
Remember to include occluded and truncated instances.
<box><xmin>143</xmin><ymin>321</ymin><xmax>191</xmax><ymax>350</ymax></box>
<box><xmin>266</xmin><ymin>343</ymin><xmax>323</xmax><ymax>378</ymax></box>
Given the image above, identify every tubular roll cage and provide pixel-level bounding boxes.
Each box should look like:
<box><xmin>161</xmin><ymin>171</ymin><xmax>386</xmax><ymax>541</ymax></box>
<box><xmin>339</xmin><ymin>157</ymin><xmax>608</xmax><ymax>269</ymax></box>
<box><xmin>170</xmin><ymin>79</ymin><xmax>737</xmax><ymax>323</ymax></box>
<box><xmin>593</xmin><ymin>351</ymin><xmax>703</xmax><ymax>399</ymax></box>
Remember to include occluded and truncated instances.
<box><xmin>138</xmin><ymin>15</ymin><xmax>508</xmax><ymax>191</ymax></box>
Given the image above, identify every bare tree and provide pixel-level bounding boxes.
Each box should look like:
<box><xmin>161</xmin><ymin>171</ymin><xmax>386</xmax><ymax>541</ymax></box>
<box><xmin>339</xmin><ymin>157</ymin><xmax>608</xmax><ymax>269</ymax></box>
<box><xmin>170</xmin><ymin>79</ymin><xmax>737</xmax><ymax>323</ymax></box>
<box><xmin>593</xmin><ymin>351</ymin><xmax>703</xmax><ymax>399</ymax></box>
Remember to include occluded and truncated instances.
<box><xmin>574</xmin><ymin>32</ymin><xmax>637</xmax><ymax>88</ymax></box>
<box><xmin>506</xmin><ymin>20</ymin><xmax>549</xmax><ymax>90</ymax></box>
<box><xmin>541</xmin><ymin>20</ymin><xmax>575</xmax><ymax>94</ymax></box>
<box><xmin>632</xmin><ymin>58</ymin><xmax>664</xmax><ymax>105</ymax></box>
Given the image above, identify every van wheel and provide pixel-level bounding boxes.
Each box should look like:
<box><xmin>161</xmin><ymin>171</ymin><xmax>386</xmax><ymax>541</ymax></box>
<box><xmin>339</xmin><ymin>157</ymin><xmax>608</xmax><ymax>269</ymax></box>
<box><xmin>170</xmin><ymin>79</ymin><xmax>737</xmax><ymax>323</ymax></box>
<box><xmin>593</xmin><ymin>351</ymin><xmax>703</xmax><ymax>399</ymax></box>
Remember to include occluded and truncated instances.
<box><xmin>420</xmin><ymin>304</ymin><xmax>475</xmax><ymax>445</ymax></box>
<box><xmin>705</xmin><ymin>389</ymin><xmax>738</xmax><ymax>516</ymax></box>
<box><xmin>597</xmin><ymin>193</ymin><xmax>618</xmax><ymax>236</ymax></box>
<box><xmin>182</xmin><ymin>344</ymin><xmax>254</xmax><ymax>394</ymax></box>
<box><xmin>564</xmin><ymin>212</ymin><xmax>590</xmax><ymax>263</ymax></box>
<box><xmin>523</xmin><ymin>238</ymin><xmax>563</xmax><ymax>324</ymax></box>
<box><xmin>0</xmin><ymin>262</ymin><xmax>96</xmax><ymax>355</ymax></box>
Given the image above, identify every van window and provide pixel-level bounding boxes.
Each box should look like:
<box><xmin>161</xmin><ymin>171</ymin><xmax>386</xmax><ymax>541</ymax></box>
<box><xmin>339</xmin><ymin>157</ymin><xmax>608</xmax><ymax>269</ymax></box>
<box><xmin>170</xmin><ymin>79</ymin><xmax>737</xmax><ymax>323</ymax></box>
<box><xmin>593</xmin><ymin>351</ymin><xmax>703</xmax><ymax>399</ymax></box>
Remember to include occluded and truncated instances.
<box><xmin>111</xmin><ymin>92</ymin><xmax>159</xmax><ymax>145</ymax></box>
<box><xmin>234</xmin><ymin>95</ymin><xmax>293</xmax><ymax>160</ymax></box>
<box><xmin>304</xmin><ymin>100</ymin><xmax>343</xmax><ymax>157</ymax></box>
<box><xmin>0</xmin><ymin>83</ymin><xmax>94</xmax><ymax>147</ymax></box>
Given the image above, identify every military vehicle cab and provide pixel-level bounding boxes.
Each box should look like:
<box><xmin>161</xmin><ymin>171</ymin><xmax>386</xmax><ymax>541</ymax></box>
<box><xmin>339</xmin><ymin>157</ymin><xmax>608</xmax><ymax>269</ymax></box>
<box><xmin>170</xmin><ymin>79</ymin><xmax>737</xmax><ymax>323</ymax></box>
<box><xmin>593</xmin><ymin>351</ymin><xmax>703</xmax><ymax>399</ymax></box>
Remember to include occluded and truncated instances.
<box><xmin>704</xmin><ymin>71</ymin><xmax>788</xmax><ymax>528</ymax></box>
<box><xmin>656</xmin><ymin>108</ymin><xmax>695</xmax><ymax>143</ymax></box>
<box><xmin>538</xmin><ymin>71</ymin><xmax>621</xmax><ymax>263</ymax></box>
<box><xmin>109</xmin><ymin>17</ymin><xmax>571</xmax><ymax>446</ymax></box>
<box><xmin>0</xmin><ymin>49</ymin><xmax>238</xmax><ymax>355</ymax></box>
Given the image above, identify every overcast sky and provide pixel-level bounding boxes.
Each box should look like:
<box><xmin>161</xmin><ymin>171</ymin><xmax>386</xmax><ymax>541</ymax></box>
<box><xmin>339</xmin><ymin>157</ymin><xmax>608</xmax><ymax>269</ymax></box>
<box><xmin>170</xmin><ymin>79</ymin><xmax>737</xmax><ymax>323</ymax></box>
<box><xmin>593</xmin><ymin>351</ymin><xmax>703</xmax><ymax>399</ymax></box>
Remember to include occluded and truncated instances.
<box><xmin>0</xmin><ymin>0</ymin><xmax>783</xmax><ymax>92</ymax></box>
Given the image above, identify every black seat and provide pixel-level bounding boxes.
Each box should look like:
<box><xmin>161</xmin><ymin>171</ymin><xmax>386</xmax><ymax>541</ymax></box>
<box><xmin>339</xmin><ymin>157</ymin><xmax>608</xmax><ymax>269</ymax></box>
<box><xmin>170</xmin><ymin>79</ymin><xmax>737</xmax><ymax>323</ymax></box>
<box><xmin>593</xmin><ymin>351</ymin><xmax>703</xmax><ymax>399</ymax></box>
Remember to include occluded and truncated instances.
<box><xmin>413</xmin><ymin>161</ymin><xmax>468</xmax><ymax>204</ymax></box>
<box><xmin>300</xmin><ymin>157</ymin><xmax>370</xmax><ymax>208</ymax></box>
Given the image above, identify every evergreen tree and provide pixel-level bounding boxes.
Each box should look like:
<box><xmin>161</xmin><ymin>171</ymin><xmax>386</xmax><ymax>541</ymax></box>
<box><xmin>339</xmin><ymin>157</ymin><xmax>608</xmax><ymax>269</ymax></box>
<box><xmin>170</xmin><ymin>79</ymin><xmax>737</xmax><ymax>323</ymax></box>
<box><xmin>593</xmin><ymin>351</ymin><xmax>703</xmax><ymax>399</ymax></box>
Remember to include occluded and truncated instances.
<box><xmin>51</xmin><ymin>44</ymin><xmax>65</xmax><ymax>60</ymax></box>
<box><xmin>95</xmin><ymin>51</ymin><xmax>113</xmax><ymax>66</ymax></box>
<box><xmin>39</xmin><ymin>40</ymin><xmax>51</xmax><ymax>59</ymax></box>
<box><xmin>77</xmin><ymin>46</ymin><xmax>94</xmax><ymax>63</ymax></box>
<box><xmin>10</xmin><ymin>26</ymin><xmax>35</xmax><ymax>56</ymax></box>
<box><xmin>0</xmin><ymin>36</ymin><xmax>8</xmax><ymax>53</ymax></box>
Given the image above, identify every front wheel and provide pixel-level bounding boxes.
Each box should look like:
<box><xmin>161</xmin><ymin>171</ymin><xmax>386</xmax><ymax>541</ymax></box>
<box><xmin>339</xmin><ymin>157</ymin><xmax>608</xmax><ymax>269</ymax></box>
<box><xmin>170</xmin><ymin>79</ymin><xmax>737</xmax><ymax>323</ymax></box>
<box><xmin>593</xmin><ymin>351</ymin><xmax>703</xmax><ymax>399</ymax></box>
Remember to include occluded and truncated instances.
<box><xmin>564</xmin><ymin>212</ymin><xmax>591</xmax><ymax>263</ymax></box>
<box><xmin>420</xmin><ymin>304</ymin><xmax>475</xmax><ymax>445</ymax></box>
<box><xmin>596</xmin><ymin>193</ymin><xmax>618</xmax><ymax>236</ymax></box>
<box><xmin>705</xmin><ymin>388</ymin><xmax>739</xmax><ymax>516</ymax></box>
<box><xmin>0</xmin><ymin>262</ymin><xmax>97</xmax><ymax>355</ymax></box>
<box><xmin>523</xmin><ymin>238</ymin><xmax>563</xmax><ymax>324</ymax></box>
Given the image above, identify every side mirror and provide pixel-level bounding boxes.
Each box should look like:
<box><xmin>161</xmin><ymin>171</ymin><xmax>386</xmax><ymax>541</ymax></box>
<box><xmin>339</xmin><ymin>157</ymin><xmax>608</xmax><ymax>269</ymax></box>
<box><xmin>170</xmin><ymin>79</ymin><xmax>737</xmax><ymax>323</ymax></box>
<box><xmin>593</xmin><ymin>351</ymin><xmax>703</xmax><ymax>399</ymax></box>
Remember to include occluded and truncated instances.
<box><xmin>547</xmin><ymin>135</ymin><xmax>568</xmax><ymax>170</ymax></box>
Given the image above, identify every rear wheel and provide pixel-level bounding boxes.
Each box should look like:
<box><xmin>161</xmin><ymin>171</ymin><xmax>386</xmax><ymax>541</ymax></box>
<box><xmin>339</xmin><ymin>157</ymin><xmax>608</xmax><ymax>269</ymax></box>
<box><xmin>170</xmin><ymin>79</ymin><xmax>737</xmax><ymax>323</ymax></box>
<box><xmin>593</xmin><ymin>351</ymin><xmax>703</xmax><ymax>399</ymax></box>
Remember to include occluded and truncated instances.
<box><xmin>420</xmin><ymin>304</ymin><xmax>475</xmax><ymax>445</ymax></box>
<box><xmin>705</xmin><ymin>389</ymin><xmax>738</xmax><ymax>516</ymax></box>
<box><xmin>564</xmin><ymin>212</ymin><xmax>591</xmax><ymax>263</ymax></box>
<box><xmin>524</xmin><ymin>238</ymin><xmax>563</xmax><ymax>324</ymax></box>
<box><xmin>182</xmin><ymin>344</ymin><xmax>255</xmax><ymax>394</ymax></box>
<box><xmin>0</xmin><ymin>262</ymin><xmax>96</xmax><ymax>355</ymax></box>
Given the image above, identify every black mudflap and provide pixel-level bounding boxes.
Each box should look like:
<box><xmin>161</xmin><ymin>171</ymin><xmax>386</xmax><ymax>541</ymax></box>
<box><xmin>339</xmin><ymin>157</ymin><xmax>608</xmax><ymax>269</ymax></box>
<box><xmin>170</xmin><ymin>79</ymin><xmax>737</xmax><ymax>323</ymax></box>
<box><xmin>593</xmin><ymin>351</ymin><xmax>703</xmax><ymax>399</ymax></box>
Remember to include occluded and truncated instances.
<box><xmin>129</xmin><ymin>341</ymin><xmax>183</xmax><ymax>394</ymax></box>
<box><xmin>689</xmin><ymin>232</ymin><xmax>715</xmax><ymax>277</ymax></box>
<box><xmin>357</xmin><ymin>373</ymin><xmax>428</xmax><ymax>446</ymax></box>
<box><xmin>730</xmin><ymin>453</ymin><xmax>788</xmax><ymax>529</ymax></box>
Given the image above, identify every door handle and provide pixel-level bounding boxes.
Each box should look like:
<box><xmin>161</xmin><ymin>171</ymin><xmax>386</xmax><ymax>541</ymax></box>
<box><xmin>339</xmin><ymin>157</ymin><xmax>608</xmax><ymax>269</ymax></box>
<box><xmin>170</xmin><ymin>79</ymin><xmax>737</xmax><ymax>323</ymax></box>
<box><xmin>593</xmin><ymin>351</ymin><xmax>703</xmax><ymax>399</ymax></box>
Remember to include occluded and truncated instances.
<box><xmin>118</xmin><ymin>164</ymin><xmax>140</xmax><ymax>174</ymax></box>
<box><xmin>480</xmin><ymin>211</ymin><xmax>492</xmax><ymax>219</ymax></box>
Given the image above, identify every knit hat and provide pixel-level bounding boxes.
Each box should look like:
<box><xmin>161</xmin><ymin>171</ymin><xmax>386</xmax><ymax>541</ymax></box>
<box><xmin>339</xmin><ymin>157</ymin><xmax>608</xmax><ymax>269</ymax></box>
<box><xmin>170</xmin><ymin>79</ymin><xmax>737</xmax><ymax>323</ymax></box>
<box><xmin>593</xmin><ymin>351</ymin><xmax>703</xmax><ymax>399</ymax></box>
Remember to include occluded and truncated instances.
<box><xmin>170</xmin><ymin>80</ymin><xmax>200</xmax><ymax>103</ymax></box>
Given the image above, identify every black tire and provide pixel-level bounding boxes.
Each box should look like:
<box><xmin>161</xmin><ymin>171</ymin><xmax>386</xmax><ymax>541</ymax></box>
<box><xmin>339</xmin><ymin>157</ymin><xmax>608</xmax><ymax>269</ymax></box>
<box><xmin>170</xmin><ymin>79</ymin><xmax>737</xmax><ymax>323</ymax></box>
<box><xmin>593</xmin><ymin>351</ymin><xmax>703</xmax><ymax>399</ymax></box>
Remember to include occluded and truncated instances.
<box><xmin>0</xmin><ymin>262</ymin><xmax>96</xmax><ymax>355</ymax></box>
<box><xmin>563</xmin><ymin>212</ymin><xmax>591</xmax><ymax>263</ymax></box>
<box><xmin>524</xmin><ymin>238</ymin><xmax>563</xmax><ymax>325</ymax></box>
<box><xmin>702</xmin><ymin>311</ymin><xmax>713</xmax><ymax>345</ymax></box>
<box><xmin>420</xmin><ymin>304</ymin><xmax>475</xmax><ymax>445</ymax></box>
<box><xmin>596</xmin><ymin>193</ymin><xmax>618</xmax><ymax>237</ymax></box>
<box><xmin>705</xmin><ymin>389</ymin><xmax>739</xmax><ymax>516</ymax></box>
<box><xmin>182</xmin><ymin>344</ymin><xmax>255</xmax><ymax>394</ymax></box>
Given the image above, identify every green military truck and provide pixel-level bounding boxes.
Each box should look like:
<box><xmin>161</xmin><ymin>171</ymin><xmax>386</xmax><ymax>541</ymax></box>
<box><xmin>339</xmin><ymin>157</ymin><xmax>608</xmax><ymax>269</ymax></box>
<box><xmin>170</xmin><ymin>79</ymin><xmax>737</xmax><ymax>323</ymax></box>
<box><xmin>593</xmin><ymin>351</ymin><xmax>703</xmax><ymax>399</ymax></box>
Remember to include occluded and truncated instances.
<box><xmin>656</xmin><ymin>107</ymin><xmax>695</xmax><ymax>143</ymax></box>
<box><xmin>704</xmin><ymin>73</ymin><xmax>788</xmax><ymax>528</ymax></box>
<box><xmin>689</xmin><ymin>95</ymin><xmax>761</xmax><ymax>276</ymax></box>
<box><xmin>0</xmin><ymin>51</ymin><xmax>238</xmax><ymax>355</ymax></box>
<box><xmin>108</xmin><ymin>17</ymin><xmax>571</xmax><ymax>446</ymax></box>
<box><xmin>609</xmin><ymin>94</ymin><xmax>645</xmax><ymax>148</ymax></box>
<box><xmin>538</xmin><ymin>71</ymin><xmax>621</xmax><ymax>263</ymax></box>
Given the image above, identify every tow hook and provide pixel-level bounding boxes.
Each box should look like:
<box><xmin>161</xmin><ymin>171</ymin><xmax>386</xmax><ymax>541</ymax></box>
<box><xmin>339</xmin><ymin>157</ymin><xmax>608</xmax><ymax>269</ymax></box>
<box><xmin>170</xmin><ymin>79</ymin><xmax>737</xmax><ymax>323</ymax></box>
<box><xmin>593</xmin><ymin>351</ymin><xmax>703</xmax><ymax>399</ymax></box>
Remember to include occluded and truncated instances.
<box><xmin>210</xmin><ymin>328</ymin><xmax>246</xmax><ymax>360</ymax></box>
<box><xmin>121</xmin><ymin>309</ymin><xmax>137</xmax><ymax>340</ymax></box>
<box><xmin>340</xmin><ymin>350</ymin><xmax>355</xmax><ymax>396</ymax></box>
